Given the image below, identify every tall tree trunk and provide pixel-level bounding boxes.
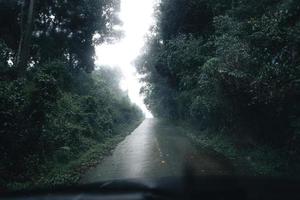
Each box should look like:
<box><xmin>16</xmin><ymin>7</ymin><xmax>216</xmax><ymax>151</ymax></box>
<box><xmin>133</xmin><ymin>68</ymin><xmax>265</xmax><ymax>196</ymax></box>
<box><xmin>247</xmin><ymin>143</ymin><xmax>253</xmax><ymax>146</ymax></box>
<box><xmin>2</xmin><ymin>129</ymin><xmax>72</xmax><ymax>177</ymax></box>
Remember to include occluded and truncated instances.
<box><xmin>16</xmin><ymin>0</ymin><xmax>35</xmax><ymax>76</ymax></box>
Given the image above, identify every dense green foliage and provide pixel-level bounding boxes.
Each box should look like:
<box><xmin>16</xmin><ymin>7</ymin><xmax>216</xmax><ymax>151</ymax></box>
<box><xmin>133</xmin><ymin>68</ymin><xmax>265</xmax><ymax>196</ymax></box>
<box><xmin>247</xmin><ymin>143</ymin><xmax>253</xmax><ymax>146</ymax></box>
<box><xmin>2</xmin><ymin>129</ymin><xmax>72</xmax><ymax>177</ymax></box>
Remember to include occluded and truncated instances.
<box><xmin>0</xmin><ymin>0</ymin><xmax>143</xmax><ymax>187</ymax></box>
<box><xmin>172</xmin><ymin>120</ymin><xmax>299</xmax><ymax>177</ymax></box>
<box><xmin>138</xmin><ymin>0</ymin><xmax>300</xmax><ymax>146</ymax></box>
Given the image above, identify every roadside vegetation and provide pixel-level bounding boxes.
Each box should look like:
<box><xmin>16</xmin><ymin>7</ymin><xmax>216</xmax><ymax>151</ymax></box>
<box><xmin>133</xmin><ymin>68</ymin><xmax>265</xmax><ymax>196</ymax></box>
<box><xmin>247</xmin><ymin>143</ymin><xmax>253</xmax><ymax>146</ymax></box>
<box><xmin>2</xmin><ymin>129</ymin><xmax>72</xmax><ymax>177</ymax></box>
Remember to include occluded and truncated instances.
<box><xmin>137</xmin><ymin>0</ymin><xmax>300</xmax><ymax>177</ymax></box>
<box><xmin>0</xmin><ymin>0</ymin><xmax>143</xmax><ymax>191</ymax></box>
<box><xmin>7</xmin><ymin>119</ymin><xmax>142</xmax><ymax>191</ymax></box>
<box><xmin>173</xmin><ymin>121</ymin><xmax>299</xmax><ymax>177</ymax></box>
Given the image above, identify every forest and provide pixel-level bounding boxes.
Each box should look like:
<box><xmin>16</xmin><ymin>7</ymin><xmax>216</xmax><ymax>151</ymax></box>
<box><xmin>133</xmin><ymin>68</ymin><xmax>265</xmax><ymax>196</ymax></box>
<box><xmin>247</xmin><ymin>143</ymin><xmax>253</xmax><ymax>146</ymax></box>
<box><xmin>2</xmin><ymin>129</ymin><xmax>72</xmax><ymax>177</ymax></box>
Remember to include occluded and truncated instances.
<box><xmin>137</xmin><ymin>0</ymin><xmax>300</xmax><ymax>175</ymax></box>
<box><xmin>1</xmin><ymin>0</ymin><xmax>300</xmax><ymax>192</ymax></box>
<box><xmin>0</xmin><ymin>0</ymin><xmax>143</xmax><ymax>190</ymax></box>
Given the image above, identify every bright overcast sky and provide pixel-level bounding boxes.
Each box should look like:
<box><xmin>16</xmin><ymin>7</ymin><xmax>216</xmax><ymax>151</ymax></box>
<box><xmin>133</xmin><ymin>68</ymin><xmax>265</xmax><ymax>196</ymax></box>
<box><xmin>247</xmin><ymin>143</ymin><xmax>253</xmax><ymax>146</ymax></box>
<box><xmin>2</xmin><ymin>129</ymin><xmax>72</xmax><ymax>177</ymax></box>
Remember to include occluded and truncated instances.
<box><xmin>95</xmin><ymin>0</ymin><xmax>156</xmax><ymax>118</ymax></box>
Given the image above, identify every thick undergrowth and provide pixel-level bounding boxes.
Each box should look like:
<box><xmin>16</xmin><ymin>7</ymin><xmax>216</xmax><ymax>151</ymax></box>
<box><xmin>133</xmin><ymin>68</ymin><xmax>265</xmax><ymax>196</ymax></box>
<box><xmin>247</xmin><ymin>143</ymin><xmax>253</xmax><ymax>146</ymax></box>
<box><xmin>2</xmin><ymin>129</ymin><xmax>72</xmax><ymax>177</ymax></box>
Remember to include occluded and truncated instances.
<box><xmin>137</xmin><ymin>0</ymin><xmax>300</xmax><ymax>176</ymax></box>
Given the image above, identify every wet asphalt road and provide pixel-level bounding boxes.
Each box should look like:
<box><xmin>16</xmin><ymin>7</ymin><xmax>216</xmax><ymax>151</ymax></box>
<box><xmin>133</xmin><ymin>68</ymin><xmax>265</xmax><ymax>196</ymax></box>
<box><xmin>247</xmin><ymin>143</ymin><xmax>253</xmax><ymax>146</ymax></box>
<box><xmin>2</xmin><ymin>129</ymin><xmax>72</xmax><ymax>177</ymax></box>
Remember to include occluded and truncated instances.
<box><xmin>82</xmin><ymin>119</ymin><xmax>232</xmax><ymax>183</ymax></box>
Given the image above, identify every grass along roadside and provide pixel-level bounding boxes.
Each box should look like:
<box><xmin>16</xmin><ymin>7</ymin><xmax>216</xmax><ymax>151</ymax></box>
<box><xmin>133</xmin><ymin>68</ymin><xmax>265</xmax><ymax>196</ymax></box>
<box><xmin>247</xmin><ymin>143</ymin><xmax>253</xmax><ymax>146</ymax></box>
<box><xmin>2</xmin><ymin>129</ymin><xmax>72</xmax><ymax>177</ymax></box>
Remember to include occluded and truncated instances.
<box><xmin>7</xmin><ymin>119</ymin><xmax>144</xmax><ymax>191</ymax></box>
<box><xmin>173</xmin><ymin>121</ymin><xmax>298</xmax><ymax>178</ymax></box>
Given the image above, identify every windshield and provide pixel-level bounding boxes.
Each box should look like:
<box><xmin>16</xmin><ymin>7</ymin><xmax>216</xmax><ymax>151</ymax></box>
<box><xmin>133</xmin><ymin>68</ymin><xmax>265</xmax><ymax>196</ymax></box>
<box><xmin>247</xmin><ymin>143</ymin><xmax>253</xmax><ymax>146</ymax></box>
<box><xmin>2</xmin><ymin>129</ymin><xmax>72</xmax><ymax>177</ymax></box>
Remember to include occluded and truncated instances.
<box><xmin>0</xmin><ymin>0</ymin><xmax>300</xmax><ymax>192</ymax></box>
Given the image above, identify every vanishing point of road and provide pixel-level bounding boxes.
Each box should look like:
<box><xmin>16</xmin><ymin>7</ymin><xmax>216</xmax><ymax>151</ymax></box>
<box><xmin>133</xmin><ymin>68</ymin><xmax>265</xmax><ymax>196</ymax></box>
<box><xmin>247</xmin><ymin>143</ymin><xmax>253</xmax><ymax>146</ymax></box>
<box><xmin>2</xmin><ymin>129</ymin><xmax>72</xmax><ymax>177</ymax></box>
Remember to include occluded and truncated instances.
<box><xmin>82</xmin><ymin>118</ymin><xmax>232</xmax><ymax>183</ymax></box>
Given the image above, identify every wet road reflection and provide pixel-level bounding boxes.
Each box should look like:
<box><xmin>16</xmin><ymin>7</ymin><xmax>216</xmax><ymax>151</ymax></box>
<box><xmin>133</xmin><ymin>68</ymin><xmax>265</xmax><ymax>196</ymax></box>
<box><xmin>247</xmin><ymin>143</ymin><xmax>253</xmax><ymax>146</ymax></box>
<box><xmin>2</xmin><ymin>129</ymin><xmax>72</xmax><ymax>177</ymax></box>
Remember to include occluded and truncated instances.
<box><xmin>82</xmin><ymin>119</ymin><xmax>232</xmax><ymax>183</ymax></box>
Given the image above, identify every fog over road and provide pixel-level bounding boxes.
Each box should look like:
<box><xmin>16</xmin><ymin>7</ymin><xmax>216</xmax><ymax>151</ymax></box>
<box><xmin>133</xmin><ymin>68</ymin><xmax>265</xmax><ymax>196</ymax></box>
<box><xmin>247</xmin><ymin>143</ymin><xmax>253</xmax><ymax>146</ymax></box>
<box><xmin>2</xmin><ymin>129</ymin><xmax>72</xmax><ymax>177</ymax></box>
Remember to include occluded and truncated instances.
<box><xmin>82</xmin><ymin>119</ymin><xmax>232</xmax><ymax>183</ymax></box>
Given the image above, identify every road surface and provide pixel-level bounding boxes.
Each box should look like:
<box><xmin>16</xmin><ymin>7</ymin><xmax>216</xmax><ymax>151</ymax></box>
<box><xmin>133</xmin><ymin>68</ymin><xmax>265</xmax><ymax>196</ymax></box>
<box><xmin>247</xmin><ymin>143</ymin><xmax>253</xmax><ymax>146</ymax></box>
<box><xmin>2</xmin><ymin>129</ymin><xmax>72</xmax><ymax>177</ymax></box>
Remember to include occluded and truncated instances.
<box><xmin>82</xmin><ymin>119</ymin><xmax>232</xmax><ymax>183</ymax></box>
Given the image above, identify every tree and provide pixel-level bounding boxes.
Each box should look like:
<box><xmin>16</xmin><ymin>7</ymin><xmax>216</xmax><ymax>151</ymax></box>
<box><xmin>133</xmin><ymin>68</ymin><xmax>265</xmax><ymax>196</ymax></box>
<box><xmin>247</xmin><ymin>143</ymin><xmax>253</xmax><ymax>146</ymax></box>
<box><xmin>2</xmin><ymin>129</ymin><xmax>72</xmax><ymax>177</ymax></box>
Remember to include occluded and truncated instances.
<box><xmin>15</xmin><ymin>0</ymin><xmax>35</xmax><ymax>75</ymax></box>
<box><xmin>138</xmin><ymin>0</ymin><xmax>300</xmax><ymax>144</ymax></box>
<box><xmin>0</xmin><ymin>0</ymin><xmax>144</xmax><ymax>188</ymax></box>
